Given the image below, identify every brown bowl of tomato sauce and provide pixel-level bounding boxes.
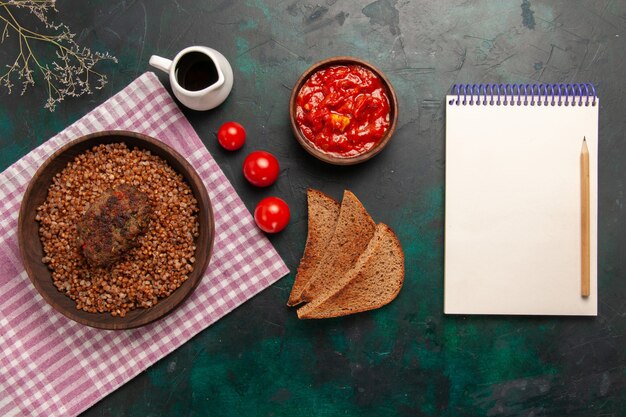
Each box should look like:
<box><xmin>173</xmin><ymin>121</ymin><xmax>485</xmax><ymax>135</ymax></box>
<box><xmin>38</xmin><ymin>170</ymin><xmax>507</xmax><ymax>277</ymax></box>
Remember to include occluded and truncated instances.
<box><xmin>289</xmin><ymin>57</ymin><xmax>398</xmax><ymax>165</ymax></box>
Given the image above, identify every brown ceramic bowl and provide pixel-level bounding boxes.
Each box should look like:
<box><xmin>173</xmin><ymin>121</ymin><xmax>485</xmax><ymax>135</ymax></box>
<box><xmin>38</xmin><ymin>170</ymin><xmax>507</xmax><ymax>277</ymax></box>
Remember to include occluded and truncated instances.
<box><xmin>18</xmin><ymin>131</ymin><xmax>214</xmax><ymax>330</ymax></box>
<box><xmin>289</xmin><ymin>56</ymin><xmax>398</xmax><ymax>165</ymax></box>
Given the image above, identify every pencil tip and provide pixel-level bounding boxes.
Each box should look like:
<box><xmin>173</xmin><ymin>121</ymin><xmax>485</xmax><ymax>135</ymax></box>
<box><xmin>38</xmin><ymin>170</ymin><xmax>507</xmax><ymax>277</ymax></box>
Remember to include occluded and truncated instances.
<box><xmin>583</xmin><ymin>137</ymin><xmax>586</xmax><ymax>142</ymax></box>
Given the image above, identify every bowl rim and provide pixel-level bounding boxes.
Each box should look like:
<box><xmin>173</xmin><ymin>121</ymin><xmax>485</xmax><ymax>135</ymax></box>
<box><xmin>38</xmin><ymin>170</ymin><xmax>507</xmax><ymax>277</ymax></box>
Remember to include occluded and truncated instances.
<box><xmin>289</xmin><ymin>56</ymin><xmax>399</xmax><ymax>165</ymax></box>
<box><xmin>17</xmin><ymin>130</ymin><xmax>215</xmax><ymax>330</ymax></box>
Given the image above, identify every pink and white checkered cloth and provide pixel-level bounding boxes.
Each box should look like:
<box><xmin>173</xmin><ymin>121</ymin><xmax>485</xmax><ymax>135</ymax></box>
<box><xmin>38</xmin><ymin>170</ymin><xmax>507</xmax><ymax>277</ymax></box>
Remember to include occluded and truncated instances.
<box><xmin>0</xmin><ymin>72</ymin><xmax>289</xmax><ymax>417</ymax></box>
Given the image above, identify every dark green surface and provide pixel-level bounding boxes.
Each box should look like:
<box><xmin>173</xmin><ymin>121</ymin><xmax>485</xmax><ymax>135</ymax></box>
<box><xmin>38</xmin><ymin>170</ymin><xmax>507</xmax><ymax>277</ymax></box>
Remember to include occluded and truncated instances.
<box><xmin>1</xmin><ymin>1</ymin><xmax>625</xmax><ymax>416</ymax></box>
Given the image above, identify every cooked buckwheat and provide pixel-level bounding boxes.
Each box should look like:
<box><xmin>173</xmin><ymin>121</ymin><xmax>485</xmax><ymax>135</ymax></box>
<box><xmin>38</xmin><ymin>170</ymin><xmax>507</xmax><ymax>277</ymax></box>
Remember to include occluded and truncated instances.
<box><xmin>36</xmin><ymin>143</ymin><xmax>200</xmax><ymax>317</ymax></box>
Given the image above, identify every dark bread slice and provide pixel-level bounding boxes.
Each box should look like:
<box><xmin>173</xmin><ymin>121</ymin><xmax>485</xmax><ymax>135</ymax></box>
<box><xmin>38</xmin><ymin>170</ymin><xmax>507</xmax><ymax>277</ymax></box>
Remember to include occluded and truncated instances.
<box><xmin>287</xmin><ymin>189</ymin><xmax>340</xmax><ymax>306</ymax></box>
<box><xmin>297</xmin><ymin>223</ymin><xmax>404</xmax><ymax>319</ymax></box>
<box><xmin>296</xmin><ymin>190</ymin><xmax>376</xmax><ymax>304</ymax></box>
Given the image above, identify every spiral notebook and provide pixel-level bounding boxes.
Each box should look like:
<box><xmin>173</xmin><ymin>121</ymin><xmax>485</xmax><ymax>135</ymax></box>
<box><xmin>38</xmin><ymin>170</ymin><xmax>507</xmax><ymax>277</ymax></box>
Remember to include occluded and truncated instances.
<box><xmin>444</xmin><ymin>84</ymin><xmax>598</xmax><ymax>315</ymax></box>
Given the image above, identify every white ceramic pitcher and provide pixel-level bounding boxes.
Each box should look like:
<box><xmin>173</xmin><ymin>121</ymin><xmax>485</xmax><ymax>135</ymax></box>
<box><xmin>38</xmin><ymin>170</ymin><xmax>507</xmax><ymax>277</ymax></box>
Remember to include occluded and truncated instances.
<box><xmin>149</xmin><ymin>46</ymin><xmax>233</xmax><ymax>111</ymax></box>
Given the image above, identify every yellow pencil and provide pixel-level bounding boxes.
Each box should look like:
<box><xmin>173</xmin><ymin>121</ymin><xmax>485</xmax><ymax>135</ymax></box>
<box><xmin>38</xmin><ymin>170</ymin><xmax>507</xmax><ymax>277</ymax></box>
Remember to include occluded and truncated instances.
<box><xmin>581</xmin><ymin>137</ymin><xmax>590</xmax><ymax>297</ymax></box>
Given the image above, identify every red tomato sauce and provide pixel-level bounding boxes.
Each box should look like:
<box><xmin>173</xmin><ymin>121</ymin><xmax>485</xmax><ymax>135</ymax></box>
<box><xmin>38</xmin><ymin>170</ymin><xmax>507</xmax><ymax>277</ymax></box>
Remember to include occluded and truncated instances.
<box><xmin>295</xmin><ymin>64</ymin><xmax>391</xmax><ymax>157</ymax></box>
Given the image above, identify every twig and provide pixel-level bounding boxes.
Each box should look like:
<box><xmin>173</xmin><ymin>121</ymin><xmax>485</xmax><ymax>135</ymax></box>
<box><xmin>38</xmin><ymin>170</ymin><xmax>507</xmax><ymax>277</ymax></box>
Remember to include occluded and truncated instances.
<box><xmin>0</xmin><ymin>0</ymin><xmax>117</xmax><ymax>111</ymax></box>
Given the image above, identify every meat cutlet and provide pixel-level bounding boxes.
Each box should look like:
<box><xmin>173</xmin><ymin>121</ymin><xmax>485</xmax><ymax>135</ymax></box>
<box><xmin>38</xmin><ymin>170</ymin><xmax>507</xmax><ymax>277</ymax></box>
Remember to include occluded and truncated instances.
<box><xmin>77</xmin><ymin>184</ymin><xmax>152</xmax><ymax>267</ymax></box>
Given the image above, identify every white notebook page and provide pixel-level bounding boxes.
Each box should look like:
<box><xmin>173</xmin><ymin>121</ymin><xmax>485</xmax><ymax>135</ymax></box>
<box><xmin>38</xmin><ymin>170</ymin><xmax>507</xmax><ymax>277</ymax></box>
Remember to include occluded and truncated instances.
<box><xmin>444</xmin><ymin>97</ymin><xmax>598</xmax><ymax>315</ymax></box>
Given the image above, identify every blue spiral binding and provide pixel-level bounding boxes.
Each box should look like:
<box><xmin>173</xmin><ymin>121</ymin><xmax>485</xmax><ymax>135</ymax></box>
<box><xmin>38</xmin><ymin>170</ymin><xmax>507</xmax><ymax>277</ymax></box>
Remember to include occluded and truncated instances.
<box><xmin>448</xmin><ymin>83</ymin><xmax>597</xmax><ymax>107</ymax></box>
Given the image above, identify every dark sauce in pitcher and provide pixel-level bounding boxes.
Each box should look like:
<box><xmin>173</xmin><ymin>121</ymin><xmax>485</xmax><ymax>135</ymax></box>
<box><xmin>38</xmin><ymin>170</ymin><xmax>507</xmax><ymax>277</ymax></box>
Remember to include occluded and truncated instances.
<box><xmin>175</xmin><ymin>52</ymin><xmax>219</xmax><ymax>91</ymax></box>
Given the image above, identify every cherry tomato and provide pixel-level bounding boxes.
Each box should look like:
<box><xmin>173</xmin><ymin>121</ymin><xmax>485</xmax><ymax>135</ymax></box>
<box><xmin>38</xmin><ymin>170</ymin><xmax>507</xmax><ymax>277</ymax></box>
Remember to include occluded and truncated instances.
<box><xmin>217</xmin><ymin>121</ymin><xmax>246</xmax><ymax>150</ymax></box>
<box><xmin>243</xmin><ymin>150</ymin><xmax>279</xmax><ymax>187</ymax></box>
<box><xmin>254</xmin><ymin>197</ymin><xmax>290</xmax><ymax>233</ymax></box>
